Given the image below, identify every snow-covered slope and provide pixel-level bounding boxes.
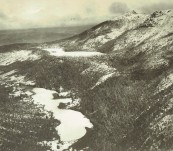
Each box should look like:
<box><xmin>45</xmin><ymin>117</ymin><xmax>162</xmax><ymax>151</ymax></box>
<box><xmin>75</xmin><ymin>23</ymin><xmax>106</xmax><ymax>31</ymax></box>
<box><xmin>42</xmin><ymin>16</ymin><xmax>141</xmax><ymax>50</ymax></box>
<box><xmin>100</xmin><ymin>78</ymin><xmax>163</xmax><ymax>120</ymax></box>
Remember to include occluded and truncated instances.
<box><xmin>47</xmin><ymin>10</ymin><xmax>172</xmax><ymax>54</ymax></box>
<box><xmin>42</xmin><ymin>10</ymin><xmax>173</xmax><ymax>89</ymax></box>
<box><xmin>0</xmin><ymin>50</ymin><xmax>40</xmax><ymax>66</ymax></box>
<box><xmin>43</xmin><ymin>10</ymin><xmax>173</xmax><ymax>77</ymax></box>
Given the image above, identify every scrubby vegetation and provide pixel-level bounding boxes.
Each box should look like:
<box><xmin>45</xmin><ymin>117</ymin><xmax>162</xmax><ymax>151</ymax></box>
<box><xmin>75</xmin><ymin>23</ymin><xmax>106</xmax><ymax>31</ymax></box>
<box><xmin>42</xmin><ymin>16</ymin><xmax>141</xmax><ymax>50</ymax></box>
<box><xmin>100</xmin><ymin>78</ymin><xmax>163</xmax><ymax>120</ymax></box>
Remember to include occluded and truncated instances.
<box><xmin>0</xmin><ymin>84</ymin><xmax>59</xmax><ymax>151</ymax></box>
<box><xmin>1</xmin><ymin>47</ymin><xmax>173</xmax><ymax>151</ymax></box>
<box><xmin>42</xmin><ymin>54</ymin><xmax>173</xmax><ymax>151</ymax></box>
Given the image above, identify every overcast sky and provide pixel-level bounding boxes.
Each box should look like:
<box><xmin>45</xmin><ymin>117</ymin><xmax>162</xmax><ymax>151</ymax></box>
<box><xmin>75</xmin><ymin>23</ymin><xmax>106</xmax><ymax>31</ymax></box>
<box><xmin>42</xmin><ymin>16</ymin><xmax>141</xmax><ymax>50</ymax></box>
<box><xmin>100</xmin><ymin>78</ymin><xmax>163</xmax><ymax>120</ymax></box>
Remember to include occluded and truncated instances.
<box><xmin>0</xmin><ymin>0</ymin><xmax>173</xmax><ymax>29</ymax></box>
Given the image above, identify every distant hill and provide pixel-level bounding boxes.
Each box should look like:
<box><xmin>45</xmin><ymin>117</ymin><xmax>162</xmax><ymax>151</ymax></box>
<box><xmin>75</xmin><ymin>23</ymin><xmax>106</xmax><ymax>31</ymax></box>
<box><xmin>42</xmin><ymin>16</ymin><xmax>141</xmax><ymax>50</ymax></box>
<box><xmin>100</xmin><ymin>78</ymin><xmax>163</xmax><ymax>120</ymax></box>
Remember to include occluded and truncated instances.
<box><xmin>0</xmin><ymin>25</ymin><xmax>95</xmax><ymax>46</ymax></box>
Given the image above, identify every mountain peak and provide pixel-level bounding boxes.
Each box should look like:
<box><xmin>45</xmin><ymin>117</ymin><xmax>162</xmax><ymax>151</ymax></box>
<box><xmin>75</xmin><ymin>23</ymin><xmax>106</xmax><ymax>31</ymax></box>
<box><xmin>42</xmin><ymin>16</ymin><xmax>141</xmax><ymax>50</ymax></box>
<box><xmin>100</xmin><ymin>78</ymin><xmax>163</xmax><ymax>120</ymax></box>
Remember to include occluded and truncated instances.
<box><xmin>125</xmin><ymin>10</ymin><xmax>138</xmax><ymax>16</ymax></box>
<box><xmin>130</xmin><ymin>10</ymin><xmax>137</xmax><ymax>14</ymax></box>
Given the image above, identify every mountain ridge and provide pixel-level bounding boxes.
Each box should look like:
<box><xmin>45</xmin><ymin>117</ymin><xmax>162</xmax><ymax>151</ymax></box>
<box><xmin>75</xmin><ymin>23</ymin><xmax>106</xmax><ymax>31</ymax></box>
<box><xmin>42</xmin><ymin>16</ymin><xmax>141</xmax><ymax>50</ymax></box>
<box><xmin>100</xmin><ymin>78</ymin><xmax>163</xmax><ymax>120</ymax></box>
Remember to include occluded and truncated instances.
<box><xmin>45</xmin><ymin>9</ymin><xmax>173</xmax><ymax>53</ymax></box>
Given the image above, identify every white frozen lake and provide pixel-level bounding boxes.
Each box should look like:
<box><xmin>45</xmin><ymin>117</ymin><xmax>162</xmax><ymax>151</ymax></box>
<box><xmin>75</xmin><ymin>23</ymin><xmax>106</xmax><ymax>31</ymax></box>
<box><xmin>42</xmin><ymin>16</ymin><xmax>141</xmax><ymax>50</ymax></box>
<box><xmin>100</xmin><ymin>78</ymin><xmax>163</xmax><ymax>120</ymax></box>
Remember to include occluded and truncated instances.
<box><xmin>43</xmin><ymin>47</ymin><xmax>103</xmax><ymax>57</ymax></box>
<box><xmin>32</xmin><ymin>88</ymin><xmax>93</xmax><ymax>150</ymax></box>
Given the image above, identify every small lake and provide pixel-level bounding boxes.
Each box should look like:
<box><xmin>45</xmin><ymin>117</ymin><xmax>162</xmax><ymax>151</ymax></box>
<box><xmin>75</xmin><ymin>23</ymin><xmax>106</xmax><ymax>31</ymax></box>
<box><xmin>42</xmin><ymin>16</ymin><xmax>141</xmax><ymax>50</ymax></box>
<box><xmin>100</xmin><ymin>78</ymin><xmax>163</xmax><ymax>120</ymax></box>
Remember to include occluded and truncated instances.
<box><xmin>31</xmin><ymin>88</ymin><xmax>93</xmax><ymax>151</ymax></box>
<box><xmin>42</xmin><ymin>47</ymin><xmax>103</xmax><ymax>57</ymax></box>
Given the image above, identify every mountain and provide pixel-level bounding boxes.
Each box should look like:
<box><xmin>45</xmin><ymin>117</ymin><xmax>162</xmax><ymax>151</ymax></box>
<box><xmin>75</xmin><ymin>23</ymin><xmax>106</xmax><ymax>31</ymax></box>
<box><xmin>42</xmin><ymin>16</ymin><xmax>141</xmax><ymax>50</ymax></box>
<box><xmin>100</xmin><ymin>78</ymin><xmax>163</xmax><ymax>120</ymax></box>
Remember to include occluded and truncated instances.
<box><xmin>0</xmin><ymin>10</ymin><xmax>173</xmax><ymax>151</ymax></box>
<box><xmin>52</xmin><ymin>10</ymin><xmax>173</xmax><ymax>53</ymax></box>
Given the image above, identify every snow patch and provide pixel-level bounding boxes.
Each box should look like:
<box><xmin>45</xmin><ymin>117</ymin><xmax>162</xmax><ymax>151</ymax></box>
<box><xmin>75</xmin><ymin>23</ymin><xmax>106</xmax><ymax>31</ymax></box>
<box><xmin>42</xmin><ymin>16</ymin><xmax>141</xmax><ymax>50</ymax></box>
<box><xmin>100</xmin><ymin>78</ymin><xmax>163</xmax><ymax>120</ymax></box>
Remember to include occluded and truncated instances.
<box><xmin>152</xmin><ymin>114</ymin><xmax>173</xmax><ymax>132</ymax></box>
<box><xmin>0</xmin><ymin>70</ymin><xmax>35</xmax><ymax>87</ymax></box>
<box><xmin>0</xmin><ymin>50</ymin><xmax>40</xmax><ymax>66</ymax></box>
<box><xmin>91</xmin><ymin>72</ymin><xmax>117</xmax><ymax>89</ymax></box>
<box><xmin>156</xmin><ymin>73</ymin><xmax>173</xmax><ymax>93</ymax></box>
<box><xmin>40</xmin><ymin>140</ymin><xmax>75</xmax><ymax>151</ymax></box>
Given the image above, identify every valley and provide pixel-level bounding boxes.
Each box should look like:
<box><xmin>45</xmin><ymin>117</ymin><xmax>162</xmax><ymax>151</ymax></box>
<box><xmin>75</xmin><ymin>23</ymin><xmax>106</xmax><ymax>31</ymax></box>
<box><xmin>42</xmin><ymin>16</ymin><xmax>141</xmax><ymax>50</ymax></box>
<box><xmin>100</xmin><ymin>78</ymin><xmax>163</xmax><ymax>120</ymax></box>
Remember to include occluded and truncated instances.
<box><xmin>0</xmin><ymin>10</ymin><xmax>173</xmax><ymax>151</ymax></box>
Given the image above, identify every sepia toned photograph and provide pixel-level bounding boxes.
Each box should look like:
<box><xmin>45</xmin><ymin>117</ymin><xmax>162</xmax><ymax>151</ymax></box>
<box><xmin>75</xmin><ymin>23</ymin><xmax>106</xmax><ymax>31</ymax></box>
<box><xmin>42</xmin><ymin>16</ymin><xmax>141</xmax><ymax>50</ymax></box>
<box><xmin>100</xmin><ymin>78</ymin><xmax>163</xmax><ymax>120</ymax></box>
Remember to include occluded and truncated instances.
<box><xmin>0</xmin><ymin>0</ymin><xmax>173</xmax><ymax>150</ymax></box>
